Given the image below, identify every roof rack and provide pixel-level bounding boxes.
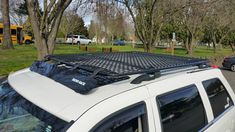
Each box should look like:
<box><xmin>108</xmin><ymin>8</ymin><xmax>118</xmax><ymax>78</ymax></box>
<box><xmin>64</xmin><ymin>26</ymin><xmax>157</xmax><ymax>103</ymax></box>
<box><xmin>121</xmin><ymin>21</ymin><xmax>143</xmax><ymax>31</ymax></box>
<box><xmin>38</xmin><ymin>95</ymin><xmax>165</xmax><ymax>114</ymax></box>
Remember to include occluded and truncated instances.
<box><xmin>45</xmin><ymin>52</ymin><xmax>208</xmax><ymax>82</ymax></box>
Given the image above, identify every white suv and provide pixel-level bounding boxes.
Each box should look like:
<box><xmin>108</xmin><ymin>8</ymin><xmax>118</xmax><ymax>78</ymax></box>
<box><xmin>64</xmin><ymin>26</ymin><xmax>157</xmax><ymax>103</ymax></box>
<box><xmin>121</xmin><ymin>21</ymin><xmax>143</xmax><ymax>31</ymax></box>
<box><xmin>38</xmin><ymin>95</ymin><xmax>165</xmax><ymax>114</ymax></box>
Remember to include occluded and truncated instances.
<box><xmin>66</xmin><ymin>35</ymin><xmax>91</xmax><ymax>45</ymax></box>
<box><xmin>0</xmin><ymin>52</ymin><xmax>235</xmax><ymax>132</ymax></box>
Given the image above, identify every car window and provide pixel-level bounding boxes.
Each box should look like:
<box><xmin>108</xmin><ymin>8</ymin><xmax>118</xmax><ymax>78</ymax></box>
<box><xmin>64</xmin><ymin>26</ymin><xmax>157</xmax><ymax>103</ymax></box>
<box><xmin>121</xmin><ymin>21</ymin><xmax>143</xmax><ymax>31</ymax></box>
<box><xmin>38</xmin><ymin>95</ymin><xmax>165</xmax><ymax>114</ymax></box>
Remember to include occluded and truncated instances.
<box><xmin>67</xmin><ymin>35</ymin><xmax>78</xmax><ymax>38</ymax></box>
<box><xmin>80</xmin><ymin>36</ymin><xmax>87</xmax><ymax>39</ymax></box>
<box><xmin>156</xmin><ymin>85</ymin><xmax>207</xmax><ymax>132</ymax></box>
<box><xmin>0</xmin><ymin>28</ymin><xmax>3</xmax><ymax>34</ymax></box>
<box><xmin>202</xmin><ymin>78</ymin><xmax>233</xmax><ymax>118</ymax></box>
<box><xmin>11</xmin><ymin>29</ymin><xmax>16</xmax><ymax>35</ymax></box>
<box><xmin>67</xmin><ymin>35</ymin><xmax>72</xmax><ymax>38</ymax></box>
<box><xmin>91</xmin><ymin>103</ymin><xmax>148</xmax><ymax>132</ymax></box>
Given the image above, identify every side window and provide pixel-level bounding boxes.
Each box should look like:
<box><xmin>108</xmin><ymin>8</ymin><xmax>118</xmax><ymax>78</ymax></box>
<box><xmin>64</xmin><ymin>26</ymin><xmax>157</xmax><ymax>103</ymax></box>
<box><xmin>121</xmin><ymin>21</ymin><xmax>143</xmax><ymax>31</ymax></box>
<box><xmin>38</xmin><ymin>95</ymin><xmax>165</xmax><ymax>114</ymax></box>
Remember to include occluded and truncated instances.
<box><xmin>11</xmin><ymin>29</ymin><xmax>16</xmax><ymax>35</ymax></box>
<box><xmin>156</xmin><ymin>85</ymin><xmax>207</xmax><ymax>132</ymax></box>
<box><xmin>92</xmin><ymin>103</ymin><xmax>148</xmax><ymax>132</ymax></box>
<box><xmin>202</xmin><ymin>78</ymin><xmax>233</xmax><ymax>118</ymax></box>
<box><xmin>0</xmin><ymin>28</ymin><xmax>3</xmax><ymax>34</ymax></box>
<box><xmin>80</xmin><ymin>36</ymin><xmax>87</xmax><ymax>39</ymax></box>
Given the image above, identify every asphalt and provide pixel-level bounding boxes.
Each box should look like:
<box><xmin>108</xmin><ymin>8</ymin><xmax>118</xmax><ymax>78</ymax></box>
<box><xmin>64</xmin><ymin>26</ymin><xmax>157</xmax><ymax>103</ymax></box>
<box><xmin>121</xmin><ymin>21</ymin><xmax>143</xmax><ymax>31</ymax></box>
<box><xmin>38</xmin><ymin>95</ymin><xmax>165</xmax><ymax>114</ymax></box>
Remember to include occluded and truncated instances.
<box><xmin>221</xmin><ymin>69</ymin><xmax>235</xmax><ymax>92</ymax></box>
<box><xmin>0</xmin><ymin>76</ymin><xmax>7</xmax><ymax>83</ymax></box>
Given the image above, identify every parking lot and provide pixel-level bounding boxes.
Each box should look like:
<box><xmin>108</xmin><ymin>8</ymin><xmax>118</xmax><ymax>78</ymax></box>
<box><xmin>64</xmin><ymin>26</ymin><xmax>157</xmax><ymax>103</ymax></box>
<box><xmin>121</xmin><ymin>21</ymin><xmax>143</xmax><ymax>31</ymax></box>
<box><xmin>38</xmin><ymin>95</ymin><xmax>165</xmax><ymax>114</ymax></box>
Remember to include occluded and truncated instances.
<box><xmin>221</xmin><ymin>69</ymin><xmax>235</xmax><ymax>92</ymax></box>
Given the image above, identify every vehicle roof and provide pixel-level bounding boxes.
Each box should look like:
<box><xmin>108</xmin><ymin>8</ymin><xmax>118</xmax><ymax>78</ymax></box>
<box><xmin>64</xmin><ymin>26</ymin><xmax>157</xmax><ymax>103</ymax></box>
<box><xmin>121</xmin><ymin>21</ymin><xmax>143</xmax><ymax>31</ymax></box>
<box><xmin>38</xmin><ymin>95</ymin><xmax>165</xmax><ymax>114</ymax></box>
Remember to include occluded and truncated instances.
<box><xmin>0</xmin><ymin>23</ymin><xmax>23</xmax><ymax>29</ymax></box>
<box><xmin>67</xmin><ymin>35</ymin><xmax>85</xmax><ymax>36</ymax></box>
<box><xmin>8</xmin><ymin>67</ymin><xmax>220</xmax><ymax>123</ymax></box>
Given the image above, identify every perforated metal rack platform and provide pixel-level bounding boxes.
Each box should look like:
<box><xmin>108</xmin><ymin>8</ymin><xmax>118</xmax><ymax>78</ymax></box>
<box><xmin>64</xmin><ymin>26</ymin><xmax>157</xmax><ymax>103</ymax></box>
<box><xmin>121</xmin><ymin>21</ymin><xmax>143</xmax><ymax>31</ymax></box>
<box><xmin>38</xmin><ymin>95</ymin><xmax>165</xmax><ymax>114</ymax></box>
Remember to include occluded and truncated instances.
<box><xmin>46</xmin><ymin>52</ymin><xmax>208</xmax><ymax>77</ymax></box>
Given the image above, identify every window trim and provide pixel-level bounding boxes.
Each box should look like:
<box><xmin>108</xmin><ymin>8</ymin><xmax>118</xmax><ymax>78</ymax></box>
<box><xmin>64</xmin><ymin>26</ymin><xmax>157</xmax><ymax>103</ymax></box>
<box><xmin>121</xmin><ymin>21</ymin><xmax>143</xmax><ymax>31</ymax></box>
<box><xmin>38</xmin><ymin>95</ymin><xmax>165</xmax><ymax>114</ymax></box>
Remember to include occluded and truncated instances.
<box><xmin>90</xmin><ymin>101</ymin><xmax>149</xmax><ymax>132</ymax></box>
<box><xmin>199</xmin><ymin>105</ymin><xmax>234</xmax><ymax>132</ymax></box>
<box><xmin>156</xmin><ymin>84</ymin><xmax>208</xmax><ymax>132</ymax></box>
<box><xmin>202</xmin><ymin>77</ymin><xmax>234</xmax><ymax>116</ymax></box>
<box><xmin>199</xmin><ymin>77</ymin><xmax>235</xmax><ymax>131</ymax></box>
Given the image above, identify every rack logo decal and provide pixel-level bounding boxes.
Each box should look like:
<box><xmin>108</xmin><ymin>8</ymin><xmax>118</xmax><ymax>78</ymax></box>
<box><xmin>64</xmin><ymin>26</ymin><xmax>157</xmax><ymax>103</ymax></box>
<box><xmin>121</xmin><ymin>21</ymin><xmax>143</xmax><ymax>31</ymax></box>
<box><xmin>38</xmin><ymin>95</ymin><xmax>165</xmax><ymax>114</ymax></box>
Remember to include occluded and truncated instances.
<box><xmin>72</xmin><ymin>78</ymin><xmax>86</xmax><ymax>86</ymax></box>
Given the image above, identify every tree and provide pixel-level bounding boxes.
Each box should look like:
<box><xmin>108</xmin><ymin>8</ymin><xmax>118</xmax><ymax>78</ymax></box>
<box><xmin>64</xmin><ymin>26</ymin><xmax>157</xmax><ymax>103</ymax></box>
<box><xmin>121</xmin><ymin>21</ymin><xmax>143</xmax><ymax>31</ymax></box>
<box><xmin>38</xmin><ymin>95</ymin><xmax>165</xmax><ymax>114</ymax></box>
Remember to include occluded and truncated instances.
<box><xmin>26</xmin><ymin>0</ymin><xmax>73</xmax><ymax>59</ymax></box>
<box><xmin>14</xmin><ymin>0</ymin><xmax>28</xmax><ymax>15</ymax></box>
<box><xmin>89</xmin><ymin>1</ymin><xmax>128</xmax><ymax>43</ymax></box>
<box><xmin>117</xmin><ymin>0</ymin><xmax>168</xmax><ymax>52</ymax></box>
<box><xmin>73</xmin><ymin>16</ymin><xmax>88</xmax><ymax>36</ymax></box>
<box><xmin>1</xmin><ymin>0</ymin><xmax>14</xmax><ymax>49</ymax></box>
<box><xmin>9</xmin><ymin>0</ymin><xmax>27</xmax><ymax>25</ymax></box>
<box><xmin>202</xmin><ymin>0</ymin><xmax>235</xmax><ymax>52</ymax></box>
<box><xmin>22</xmin><ymin>18</ymin><xmax>33</xmax><ymax>37</ymax></box>
<box><xmin>88</xmin><ymin>20</ymin><xmax>96</xmax><ymax>39</ymax></box>
<box><xmin>179</xmin><ymin>0</ymin><xmax>208</xmax><ymax>55</ymax></box>
<box><xmin>59</xmin><ymin>11</ymin><xmax>88</xmax><ymax>38</ymax></box>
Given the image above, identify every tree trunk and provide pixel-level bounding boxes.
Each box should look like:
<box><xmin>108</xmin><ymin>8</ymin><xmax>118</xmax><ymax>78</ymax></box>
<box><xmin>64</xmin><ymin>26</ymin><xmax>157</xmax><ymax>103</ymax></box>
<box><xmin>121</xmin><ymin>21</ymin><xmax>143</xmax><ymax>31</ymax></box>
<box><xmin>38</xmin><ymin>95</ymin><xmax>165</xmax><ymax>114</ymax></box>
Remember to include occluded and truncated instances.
<box><xmin>146</xmin><ymin>43</ymin><xmax>152</xmax><ymax>53</ymax></box>
<box><xmin>212</xmin><ymin>33</ymin><xmax>217</xmax><ymax>53</ymax></box>
<box><xmin>35</xmin><ymin>38</ymin><xmax>49</xmax><ymax>59</ymax></box>
<box><xmin>1</xmin><ymin>0</ymin><xmax>13</xmax><ymax>49</ymax></box>
<box><xmin>217</xmin><ymin>34</ymin><xmax>228</xmax><ymax>50</ymax></box>
<box><xmin>188</xmin><ymin>35</ymin><xmax>196</xmax><ymax>56</ymax></box>
<box><xmin>26</xmin><ymin>0</ymin><xmax>71</xmax><ymax>60</ymax></box>
<box><xmin>229</xmin><ymin>42</ymin><xmax>235</xmax><ymax>52</ymax></box>
<box><xmin>185</xmin><ymin>36</ymin><xmax>190</xmax><ymax>54</ymax></box>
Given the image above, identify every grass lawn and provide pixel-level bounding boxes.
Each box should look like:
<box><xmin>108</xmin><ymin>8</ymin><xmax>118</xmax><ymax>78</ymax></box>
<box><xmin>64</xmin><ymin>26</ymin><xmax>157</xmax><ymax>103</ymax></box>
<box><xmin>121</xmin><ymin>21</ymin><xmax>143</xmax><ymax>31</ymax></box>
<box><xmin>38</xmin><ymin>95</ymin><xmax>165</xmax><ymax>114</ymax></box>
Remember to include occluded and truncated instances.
<box><xmin>0</xmin><ymin>44</ymin><xmax>234</xmax><ymax>76</ymax></box>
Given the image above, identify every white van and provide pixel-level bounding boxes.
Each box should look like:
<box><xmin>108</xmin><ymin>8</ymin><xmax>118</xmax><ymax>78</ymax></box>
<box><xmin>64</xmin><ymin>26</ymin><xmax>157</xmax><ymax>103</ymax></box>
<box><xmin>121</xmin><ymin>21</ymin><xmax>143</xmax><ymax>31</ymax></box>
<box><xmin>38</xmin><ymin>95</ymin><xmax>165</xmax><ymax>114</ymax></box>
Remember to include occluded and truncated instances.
<box><xmin>66</xmin><ymin>35</ymin><xmax>91</xmax><ymax>45</ymax></box>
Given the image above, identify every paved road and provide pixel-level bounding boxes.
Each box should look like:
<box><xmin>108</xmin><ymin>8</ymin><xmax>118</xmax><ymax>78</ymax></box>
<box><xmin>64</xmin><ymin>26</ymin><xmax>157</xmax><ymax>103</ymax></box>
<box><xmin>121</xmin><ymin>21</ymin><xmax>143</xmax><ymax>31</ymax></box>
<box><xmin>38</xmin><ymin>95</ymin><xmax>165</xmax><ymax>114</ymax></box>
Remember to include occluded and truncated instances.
<box><xmin>0</xmin><ymin>76</ymin><xmax>7</xmax><ymax>84</ymax></box>
<box><xmin>221</xmin><ymin>69</ymin><xmax>235</xmax><ymax>92</ymax></box>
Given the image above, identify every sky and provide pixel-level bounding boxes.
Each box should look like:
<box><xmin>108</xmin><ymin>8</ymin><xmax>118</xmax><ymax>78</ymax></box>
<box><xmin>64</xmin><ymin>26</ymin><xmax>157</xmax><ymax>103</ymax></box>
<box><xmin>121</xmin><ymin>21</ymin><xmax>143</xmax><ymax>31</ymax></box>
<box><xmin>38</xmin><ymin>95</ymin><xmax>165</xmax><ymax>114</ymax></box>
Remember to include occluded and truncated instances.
<box><xmin>83</xmin><ymin>16</ymin><xmax>92</xmax><ymax>26</ymax></box>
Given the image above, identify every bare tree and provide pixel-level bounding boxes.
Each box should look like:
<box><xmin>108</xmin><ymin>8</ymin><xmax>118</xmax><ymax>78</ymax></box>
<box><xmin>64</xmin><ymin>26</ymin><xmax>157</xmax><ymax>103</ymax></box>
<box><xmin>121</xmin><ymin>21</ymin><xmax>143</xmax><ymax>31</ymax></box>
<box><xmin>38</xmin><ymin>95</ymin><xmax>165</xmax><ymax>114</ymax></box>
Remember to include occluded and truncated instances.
<box><xmin>59</xmin><ymin>10</ymin><xmax>81</xmax><ymax>40</ymax></box>
<box><xmin>1</xmin><ymin>0</ymin><xmax>14</xmax><ymax>49</ymax></box>
<box><xmin>26</xmin><ymin>0</ymin><xmax>73</xmax><ymax>59</ymax></box>
<box><xmin>116</xmin><ymin>0</ymin><xmax>168</xmax><ymax>52</ymax></box>
<box><xmin>9</xmin><ymin>0</ymin><xmax>27</xmax><ymax>25</ymax></box>
<box><xmin>177</xmin><ymin>0</ymin><xmax>208</xmax><ymax>55</ymax></box>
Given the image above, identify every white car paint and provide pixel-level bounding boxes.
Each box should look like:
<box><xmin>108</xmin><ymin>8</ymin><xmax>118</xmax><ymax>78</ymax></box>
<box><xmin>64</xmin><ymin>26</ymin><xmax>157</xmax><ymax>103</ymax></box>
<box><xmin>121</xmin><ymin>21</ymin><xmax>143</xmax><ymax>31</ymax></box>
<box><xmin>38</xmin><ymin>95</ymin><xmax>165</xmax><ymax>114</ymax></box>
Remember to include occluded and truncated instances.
<box><xmin>66</xmin><ymin>35</ymin><xmax>91</xmax><ymax>44</ymax></box>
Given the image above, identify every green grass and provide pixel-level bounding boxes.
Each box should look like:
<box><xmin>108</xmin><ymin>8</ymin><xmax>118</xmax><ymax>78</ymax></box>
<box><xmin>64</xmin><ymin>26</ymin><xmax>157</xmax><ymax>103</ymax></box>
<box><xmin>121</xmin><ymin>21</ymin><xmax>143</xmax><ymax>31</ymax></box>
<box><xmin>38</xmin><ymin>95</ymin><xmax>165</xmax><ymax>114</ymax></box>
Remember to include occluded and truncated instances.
<box><xmin>0</xmin><ymin>44</ymin><xmax>234</xmax><ymax>76</ymax></box>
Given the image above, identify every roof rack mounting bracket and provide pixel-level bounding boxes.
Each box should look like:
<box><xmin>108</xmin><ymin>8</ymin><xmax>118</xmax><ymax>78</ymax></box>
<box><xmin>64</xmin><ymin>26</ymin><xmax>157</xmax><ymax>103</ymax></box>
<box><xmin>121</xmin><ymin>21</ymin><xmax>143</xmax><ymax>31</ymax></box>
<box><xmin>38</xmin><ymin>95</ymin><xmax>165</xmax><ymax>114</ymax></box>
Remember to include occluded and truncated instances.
<box><xmin>131</xmin><ymin>72</ymin><xmax>161</xmax><ymax>84</ymax></box>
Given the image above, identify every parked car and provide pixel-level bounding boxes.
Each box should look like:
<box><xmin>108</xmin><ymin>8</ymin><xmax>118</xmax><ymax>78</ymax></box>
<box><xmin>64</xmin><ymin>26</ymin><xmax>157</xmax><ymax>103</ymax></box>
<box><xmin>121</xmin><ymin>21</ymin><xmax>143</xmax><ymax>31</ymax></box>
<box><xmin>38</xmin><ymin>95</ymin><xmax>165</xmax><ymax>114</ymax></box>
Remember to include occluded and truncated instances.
<box><xmin>222</xmin><ymin>56</ymin><xmax>235</xmax><ymax>72</ymax></box>
<box><xmin>66</xmin><ymin>35</ymin><xmax>91</xmax><ymax>45</ymax></box>
<box><xmin>1</xmin><ymin>52</ymin><xmax>235</xmax><ymax>132</ymax></box>
<box><xmin>113</xmin><ymin>40</ymin><xmax>125</xmax><ymax>46</ymax></box>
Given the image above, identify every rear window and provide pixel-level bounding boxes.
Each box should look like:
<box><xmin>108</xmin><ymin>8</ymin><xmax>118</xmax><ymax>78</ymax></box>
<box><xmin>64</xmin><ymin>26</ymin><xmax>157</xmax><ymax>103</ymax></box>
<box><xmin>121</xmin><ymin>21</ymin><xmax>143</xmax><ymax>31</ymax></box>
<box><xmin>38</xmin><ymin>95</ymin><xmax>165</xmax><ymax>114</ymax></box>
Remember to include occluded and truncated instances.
<box><xmin>202</xmin><ymin>78</ymin><xmax>233</xmax><ymax>118</ymax></box>
<box><xmin>156</xmin><ymin>85</ymin><xmax>207</xmax><ymax>132</ymax></box>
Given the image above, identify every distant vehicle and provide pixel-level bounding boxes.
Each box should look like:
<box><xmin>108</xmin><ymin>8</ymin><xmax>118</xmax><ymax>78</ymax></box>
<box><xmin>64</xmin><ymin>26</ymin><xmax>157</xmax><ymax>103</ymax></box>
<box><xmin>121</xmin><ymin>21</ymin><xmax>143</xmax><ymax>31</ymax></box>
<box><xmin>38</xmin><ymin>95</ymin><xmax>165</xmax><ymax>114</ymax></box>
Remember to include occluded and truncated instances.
<box><xmin>66</xmin><ymin>35</ymin><xmax>91</xmax><ymax>45</ymax></box>
<box><xmin>0</xmin><ymin>23</ymin><xmax>32</xmax><ymax>45</ymax></box>
<box><xmin>134</xmin><ymin>41</ymin><xmax>144</xmax><ymax>48</ymax></box>
<box><xmin>113</xmin><ymin>40</ymin><xmax>125</xmax><ymax>46</ymax></box>
<box><xmin>222</xmin><ymin>56</ymin><xmax>235</xmax><ymax>71</ymax></box>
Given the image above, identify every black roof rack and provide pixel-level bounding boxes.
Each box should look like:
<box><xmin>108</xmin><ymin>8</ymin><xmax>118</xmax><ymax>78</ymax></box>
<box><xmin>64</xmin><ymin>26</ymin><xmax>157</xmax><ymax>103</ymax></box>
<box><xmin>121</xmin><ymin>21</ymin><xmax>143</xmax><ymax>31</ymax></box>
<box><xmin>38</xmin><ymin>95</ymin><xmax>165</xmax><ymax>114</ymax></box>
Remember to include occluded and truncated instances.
<box><xmin>45</xmin><ymin>52</ymin><xmax>208</xmax><ymax>78</ymax></box>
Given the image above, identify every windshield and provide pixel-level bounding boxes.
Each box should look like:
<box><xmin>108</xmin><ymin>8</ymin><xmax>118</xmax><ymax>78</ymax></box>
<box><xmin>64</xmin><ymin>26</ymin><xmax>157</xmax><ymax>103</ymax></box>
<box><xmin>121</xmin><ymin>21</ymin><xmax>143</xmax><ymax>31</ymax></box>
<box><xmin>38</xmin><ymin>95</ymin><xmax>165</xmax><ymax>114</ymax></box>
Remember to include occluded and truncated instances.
<box><xmin>0</xmin><ymin>81</ymin><xmax>69</xmax><ymax>131</ymax></box>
